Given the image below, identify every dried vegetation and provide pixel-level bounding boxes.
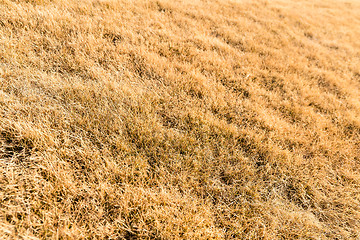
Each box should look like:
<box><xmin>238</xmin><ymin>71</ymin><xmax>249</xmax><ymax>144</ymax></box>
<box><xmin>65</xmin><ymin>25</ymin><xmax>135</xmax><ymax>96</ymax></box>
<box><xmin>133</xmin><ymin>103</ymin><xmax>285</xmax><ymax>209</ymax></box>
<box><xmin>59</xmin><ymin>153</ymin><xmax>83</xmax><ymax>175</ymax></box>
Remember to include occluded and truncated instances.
<box><xmin>1</xmin><ymin>0</ymin><xmax>360</xmax><ymax>238</ymax></box>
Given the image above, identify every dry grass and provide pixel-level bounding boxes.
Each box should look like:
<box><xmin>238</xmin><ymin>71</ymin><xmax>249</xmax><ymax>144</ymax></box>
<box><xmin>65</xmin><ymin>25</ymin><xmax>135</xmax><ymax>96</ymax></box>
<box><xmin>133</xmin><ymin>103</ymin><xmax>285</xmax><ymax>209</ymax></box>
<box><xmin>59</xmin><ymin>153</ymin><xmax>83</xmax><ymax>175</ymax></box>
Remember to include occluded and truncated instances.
<box><xmin>1</xmin><ymin>0</ymin><xmax>360</xmax><ymax>238</ymax></box>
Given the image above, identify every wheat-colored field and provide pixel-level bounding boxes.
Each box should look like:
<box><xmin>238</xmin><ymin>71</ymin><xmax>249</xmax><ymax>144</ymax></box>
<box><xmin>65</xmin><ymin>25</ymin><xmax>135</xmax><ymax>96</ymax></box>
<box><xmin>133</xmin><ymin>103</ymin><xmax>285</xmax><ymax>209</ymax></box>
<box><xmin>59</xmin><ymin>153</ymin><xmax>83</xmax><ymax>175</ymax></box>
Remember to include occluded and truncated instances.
<box><xmin>1</xmin><ymin>0</ymin><xmax>360</xmax><ymax>239</ymax></box>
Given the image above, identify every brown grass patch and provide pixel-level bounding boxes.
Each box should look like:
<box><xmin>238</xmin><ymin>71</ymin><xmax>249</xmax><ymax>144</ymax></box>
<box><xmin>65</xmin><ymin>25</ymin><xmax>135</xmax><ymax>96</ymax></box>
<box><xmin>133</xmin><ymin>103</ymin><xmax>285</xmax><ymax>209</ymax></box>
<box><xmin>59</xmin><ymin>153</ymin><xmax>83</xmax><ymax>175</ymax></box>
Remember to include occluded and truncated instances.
<box><xmin>1</xmin><ymin>0</ymin><xmax>360</xmax><ymax>238</ymax></box>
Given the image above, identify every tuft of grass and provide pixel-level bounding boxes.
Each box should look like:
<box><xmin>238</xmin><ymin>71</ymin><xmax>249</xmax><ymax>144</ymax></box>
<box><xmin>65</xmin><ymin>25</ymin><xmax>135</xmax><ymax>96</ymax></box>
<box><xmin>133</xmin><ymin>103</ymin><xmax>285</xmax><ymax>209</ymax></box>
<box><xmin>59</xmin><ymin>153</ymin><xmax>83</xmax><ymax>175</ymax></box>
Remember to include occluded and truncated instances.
<box><xmin>1</xmin><ymin>0</ymin><xmax>360</xmax><ymax>238</ymax></box>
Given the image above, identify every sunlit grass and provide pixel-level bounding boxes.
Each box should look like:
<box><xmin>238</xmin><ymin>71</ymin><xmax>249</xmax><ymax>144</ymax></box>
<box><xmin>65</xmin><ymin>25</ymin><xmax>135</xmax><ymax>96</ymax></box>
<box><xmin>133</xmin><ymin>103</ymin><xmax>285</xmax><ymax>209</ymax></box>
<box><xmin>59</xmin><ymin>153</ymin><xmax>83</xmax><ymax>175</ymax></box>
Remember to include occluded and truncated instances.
<box><xmin>1</xmin><ymin>0</ymin><xmax>360</xmax><ymax>238</ymax></box>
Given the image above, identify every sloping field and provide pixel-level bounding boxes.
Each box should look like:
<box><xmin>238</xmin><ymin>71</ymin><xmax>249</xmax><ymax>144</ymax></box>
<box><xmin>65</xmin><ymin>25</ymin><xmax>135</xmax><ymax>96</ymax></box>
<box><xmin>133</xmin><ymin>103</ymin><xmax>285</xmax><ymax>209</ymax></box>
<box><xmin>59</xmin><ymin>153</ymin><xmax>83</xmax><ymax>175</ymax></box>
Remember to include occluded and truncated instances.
<box><xmin>1</xmin><ymin>0</ymin><xmax>360</xmax><ymax>238</ymax></box>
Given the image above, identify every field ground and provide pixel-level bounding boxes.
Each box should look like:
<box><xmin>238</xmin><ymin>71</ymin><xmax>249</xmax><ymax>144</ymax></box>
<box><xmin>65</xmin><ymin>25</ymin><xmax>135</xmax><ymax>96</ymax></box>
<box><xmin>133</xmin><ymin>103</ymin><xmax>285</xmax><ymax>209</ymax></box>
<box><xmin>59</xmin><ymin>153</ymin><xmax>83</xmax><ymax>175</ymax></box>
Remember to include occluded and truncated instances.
<box><xmin>1</xmin><ymin>0</ymin><xmax>360</xmax><ymax>238</ymax></box>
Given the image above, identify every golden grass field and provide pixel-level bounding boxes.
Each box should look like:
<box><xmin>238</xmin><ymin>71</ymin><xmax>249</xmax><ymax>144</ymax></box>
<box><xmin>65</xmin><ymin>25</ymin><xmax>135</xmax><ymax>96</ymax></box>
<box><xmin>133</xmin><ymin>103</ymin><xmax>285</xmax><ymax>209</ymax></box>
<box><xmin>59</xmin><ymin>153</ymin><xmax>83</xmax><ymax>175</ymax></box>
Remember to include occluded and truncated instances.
<box><xmin>1</xmin><ymin>0</ymin><xmax>360</xmax><ymax>238</ymax></box>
